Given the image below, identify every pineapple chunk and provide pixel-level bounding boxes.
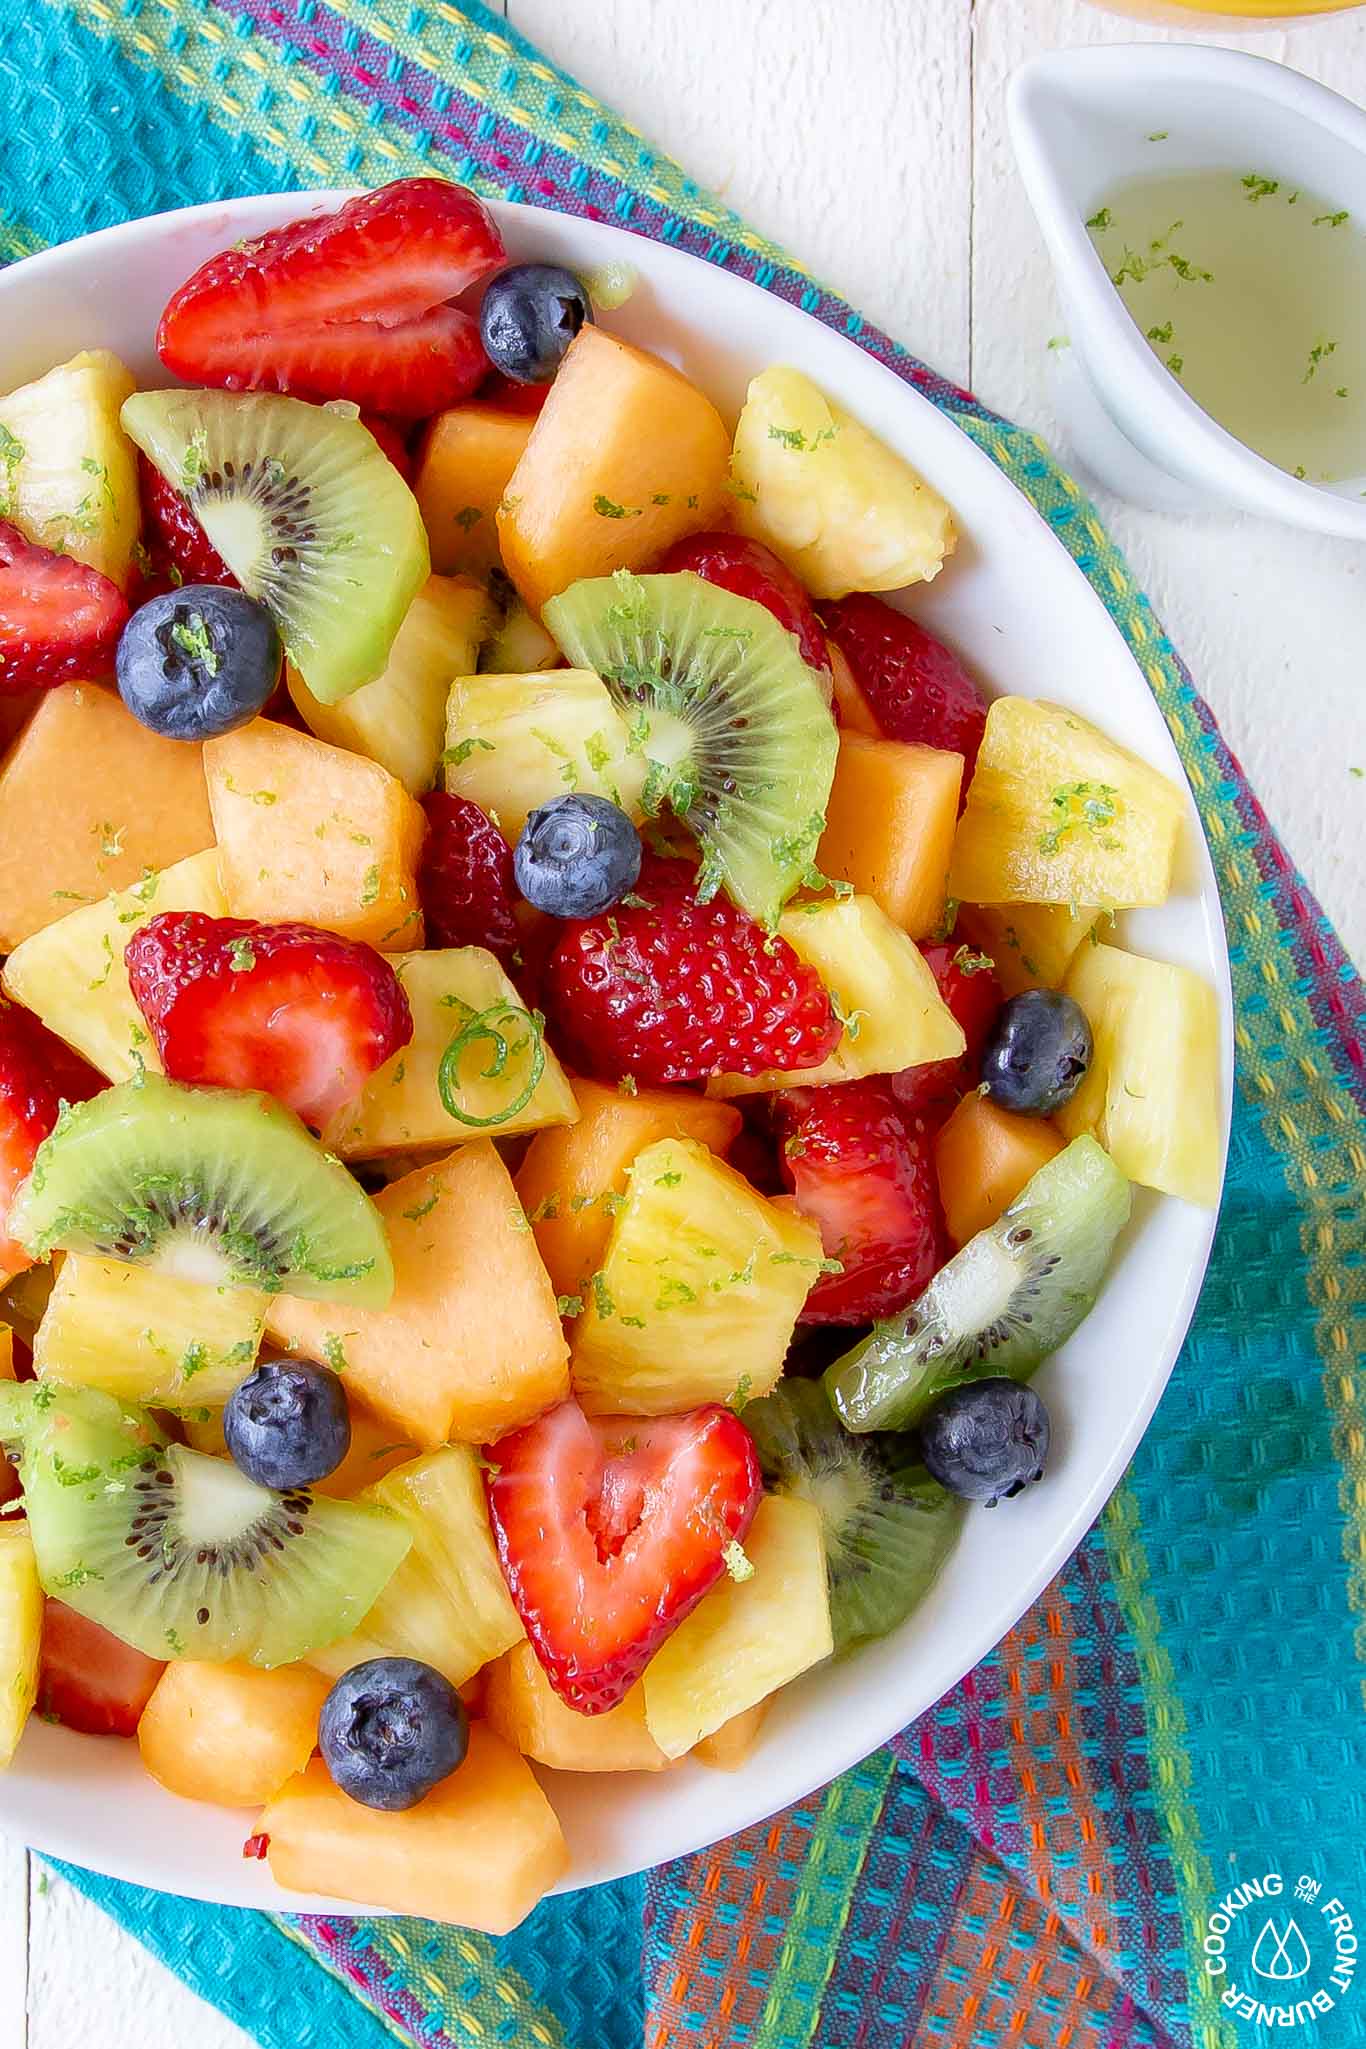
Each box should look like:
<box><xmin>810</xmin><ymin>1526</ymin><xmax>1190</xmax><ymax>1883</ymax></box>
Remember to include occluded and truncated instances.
<box><xmin>266</xmin><ymin>1144</ymin><xmax>569</xmax><ymax>1447</ymax></box>
<box><xmin>288</xmin><ymin>575</ymin><xmax>491</xmax><ymax>795</ymax></box>
<box><xmin>956</xmin><ymin>901</ymin><xmax>1102</xmax><ymax>998</ymax></box>
<box><xmin>571</xmin><ymin>1138</ymin><xmax>823</xmax><ymax>1415</ymax></box>
<box><xmin>308</xmin><ymin>1446</ymin><xmax>523</xmax><ymax>1689</ymax></box>
<box><xmin>481</xmin><ymin>598</ymin><xmax>560</xmax><ymax>674</ymax></box>
<box><xmin>1059</xmin><ymin>943</ymin><xmax>1223</xmax><ymax>1207</ymax></box>
<box><xmin>0</xmin><ymin>685</ymin><xmax>215</xmax><ymax>953</ymax></box>
<box><xmin>0</xmin><ymin>1523</ymin><xmax>42</xmax><ymax>1766</ymax></box>
<box><xmin>204</xmin><ymin>718</ymin><xmax>425</xmax><ymax>950</ymax></box>
<box><xmin>444</xmin><ymin>669</ymin><xmax>647</xmax><ymax>842</ymax></box>
<box><xmin>321</xmin><ymin>947</ymin><xmax>577</xmax><ymax>1158</ymax></box>
<box><xmin>710</xmin><ymin>894</ymin><xmax>965</xmax><ymax>1097</ymax></box>
<box><xmin>642</xmin><ymin>1494</ymin><xmax>831</xmax><ymax>1757</ymax></box>
<box><xmin>32</xmin><ymin>1255</ymin><xmax>265</xmax><ymax>1409</ymax></box>
<box><xmin>948</xmin><ymin>699</ymin><xmax>1187</xmax><ymax>909</ymax></box>
<box><xmin>414</xmin><ymin>403</ymin><xmax>536</xmax><ymax>579</ymax></box>
<box><xmin>730</xmin><ymin>367</ymin><xmax>955</xmax><ymax>599</ymax></box>
<box><xmin>486</xmin><ymin>1642</ymin><xmax>670</xmax><ymax>1773</ymax></box>
<box><xmin>3</xmin><ymin>849</ymin><xmax>226</xmax><ymax>1082</ymax></box>
<box><xmin>0</xmin><ymin>350</ymin><xmax>139</xmax><ymax>587</ymax></box>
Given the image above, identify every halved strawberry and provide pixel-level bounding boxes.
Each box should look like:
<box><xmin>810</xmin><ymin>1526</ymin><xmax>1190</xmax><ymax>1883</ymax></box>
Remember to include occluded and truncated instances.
<box><xmin>37</xmin><ymin>1601</ymin><xmax>164</xmax><ymax>1738</ymax></box>
<box><xmin>0</xmin><ymin>520</ymin><xmax>129</xmax><ymax>693</ymax></box>
<box><xmin>775</xmin><ymin>1076</ymin><xmax>947</xmax><ymax>1325</ymax></box>
<box><xmin>137</xmin><ymin>454</ymin><xmax>237</xmax><ymax>594</ymax></box>
<box><xmin>157</xmin><ymin>178</ymin><xmax>505</xmax><ymax>418</ymax></box>
<box><xmin>486</xmin><ymin>1398</ymin><xmax>761</xmax><ymax>1713</ymax></box>
<box><xmin>124</xmin><ymin>913</ymin><xmax>413</xmax><ymax>1131</ymax></box>
<box><xmin>0</xmin><ymin>996</ymin><xmax>104</xmax><ymax>1276</ymax></box>
<box><xmin>822</xmin><ymin>593</ymin><xmax>987</xmax><ymax>777</ymax></box>
<box><xmin>658</xmin><ymin>532</ymin><xmax>831</xmax><ymax>675</ymax></box>
<box><xmin>890</xmin><ymin>940</ymin><xmax>1003</xmax><ymax>1126</ymax></box>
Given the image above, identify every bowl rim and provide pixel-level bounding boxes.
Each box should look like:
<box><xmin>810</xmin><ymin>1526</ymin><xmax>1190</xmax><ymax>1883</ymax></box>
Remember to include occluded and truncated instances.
<box><xmin>0</xmin><ymin>188</ymin><xmax>1233</xmax><ymax>1911</ymax></box>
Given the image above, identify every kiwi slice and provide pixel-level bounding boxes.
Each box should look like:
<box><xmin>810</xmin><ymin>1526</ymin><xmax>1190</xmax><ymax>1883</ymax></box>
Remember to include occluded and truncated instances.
<box><xmin>743</xmin><ymin>1378</ymin><xmax>962</xmax><ymax>1656</ymax></box>
<box><xmin>9</xmin><ymin>1074</ymin><xmax>394</xmax><ymax>1308</ymax></box>
<box><xmin>545</xmin><ymin>570</ymin><xmax>838</xmax><ymax>928</ymax></box>
<box><xmin>121</xmin><ymin>388</ymin><xmax>429</xmax><ymax>705</ymax></box>
<box><xmin>9</xmin><ymin>1383</ymin><xmax>410</xmax><ymax>1666</ymax></box>
<box><xmin>825</xmin><ymin>1135</ymin><xmax>1132</xmax><ymax>1435</ymax></box>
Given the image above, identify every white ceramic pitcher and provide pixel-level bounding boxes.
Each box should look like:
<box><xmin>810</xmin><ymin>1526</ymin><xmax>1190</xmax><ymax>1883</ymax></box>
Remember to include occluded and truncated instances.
<box><xmin>1009</xmin><ymin>44</ymin><xmax>1366</xmax><ymax>536</ymax></box>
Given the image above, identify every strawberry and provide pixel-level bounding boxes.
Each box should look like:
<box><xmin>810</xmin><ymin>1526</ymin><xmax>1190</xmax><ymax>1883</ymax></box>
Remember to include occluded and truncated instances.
<box><xmin>0</xmin><ymin>520</ymin><xmax>129</xmax><ymax>693</ymax></box>
<box><xmin>36</xmin><ymin>1601</ymin><xmax>164</xmax><ymax>1738</ymax></box>
<box><xmin>157</xmin><ymin>178</ymin><xmax>505</xmax><ymax>418</ymax></box>
<box><xmin>417</xmin><ymin>792</ymin><xmax>519</xmax><ymax>963</ymax></box>
<box><xmin>360</xmin><ymin>413</ymin><xmax>415</xmax><ymax>481</ymax></box>
<box><xmin>486</xmin><ymin>1398</ymin><xmax>761</xmax><ymax>1713</ymax></box>
<box><xmin>125</xmin><ymin>913</ymin><xmax>413</xmax><ymax>1131</ymax></box>
<box><xmin>137</xmin><ymin>454</ymin><xmax>236</xmax><ymax>594</ymax></box>
<box><xmin>0</xmin><ymin>996</ymin><xmax>104</xmax><ymax>1276</ymax></box>
<box><xmin>478</xmin><ymin>372</ymin><xmax>551</xmax><ymax>416</ymax></box>
<box><xmin>774</xmin><ymin>1077</ymin><xmax>947</xmax><ymax>1325</ymax></box>
<box><xmin>658</xmin><ymin>532</ymin><xmax>831</xmax><ymax>675</ymax></box>
<box><xmin>822</xmin><ymin>593</ymin><xmax>987</xmax><ymax>777</ymax></box>
<box><xmin>890</xmin><ymin>940</ymin><xmax>1003</xmax><ymax>1126</ymax></box>
<box><xmin>543</xmin><ymin>857</ymin><xmax>841</xmax><ymax>1087</ymax></box>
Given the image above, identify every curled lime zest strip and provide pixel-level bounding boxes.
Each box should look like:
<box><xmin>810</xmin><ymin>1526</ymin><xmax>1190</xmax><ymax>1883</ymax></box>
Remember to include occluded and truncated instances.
<box><xmin>437</xmin><ymin>1000</ymin><xmax>547</xmax><ymax>1129</ymax></box>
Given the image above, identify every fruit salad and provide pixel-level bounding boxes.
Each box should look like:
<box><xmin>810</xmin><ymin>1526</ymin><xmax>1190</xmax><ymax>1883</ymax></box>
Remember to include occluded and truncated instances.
<box><xmin>0</xmin><ymin>178</ymin><xmax>1223</xmax><ymax>1930</ymax></box>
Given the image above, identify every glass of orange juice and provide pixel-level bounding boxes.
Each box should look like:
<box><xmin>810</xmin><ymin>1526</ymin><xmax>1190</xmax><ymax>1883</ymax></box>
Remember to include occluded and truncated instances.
<box><xmin>1086</xmin><ymin>1</ymin><xmax>1362</xmax><ymax>18</ymax></box>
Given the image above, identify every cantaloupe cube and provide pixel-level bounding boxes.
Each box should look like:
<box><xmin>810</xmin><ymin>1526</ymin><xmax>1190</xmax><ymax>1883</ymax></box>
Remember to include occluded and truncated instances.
<box><xmin>0</xmin><ymin>1523</ymin><xmax>42</xmax><ymax>1766</ymax></box>
<box><xmin>642</xmin><ymin>1495</ymin><xmax>832</xmax><ymax>1757</ymax></box>
<box><xmin>138</xmin><ymin>1661</ymin><xmax>329</xmax><ymax>1807</ymax></box>
<box><xmin>32</xmin><ymin>1255</ymin><xmax>265</xmax><ymax>1409</ymax></box>
<box><xmin>0</xmin><ymin>350</ymin><xmax>139</xmax><ymax>588</ymax></box>
<box><xmin>182</xmin><ymin>1394</ymin><xmax>419</xmax><ymax>1499</ymax></box>
<box><xmin>955</xmin><ymin>901</ymin><xmax>1102</xmax><ymax>998</ymax></box>
<box><xmin>3</xmin><ymin>850</ymin><xmax>226</xmax><ymax>1082</ymax></box>
<box><xmin>263</xmin><ymin>1726</ymin><xmax>568</xmax><ymax>1931</ymax></box>
<box><xmin>266</xmin><ymin>1144</ymin><xmax>569</xmax><ymax>1448</ymax></box>
<box><xmin>307</xmin><ymin>1446</ymin><xmax>523</xmax><ymax>1689</ymax></box>
<box><xmin>817</xmin><ymin>735</ymin><xmax>962</xmax><ymax>937</ymax></box>
<box><xmin>693</xmin><ymin>1701</ymin><xmax>769</xmax><ymax>1771</ymax></box>
<box><xmin>444</xmin><ymin>669</ymin><xmax>647</xmax><ymax>842</ymax></box>
<box><xmin>485</xmin><ymin>1641</ymin><xmax>669</xmax><ymax>1773</ymax></box>
<box><xmin>497</xmin><ymin>326</ymin><xmax>730</xmax><ymax>614</ymax></box>
<box><xmin>515</xmin><ymin>1079</ymin><xmax>742</xmax><ymax>1299</ymax></box>
<box><xmin>1060</xmin><ymin>944</ymin><xmax>1222</xmax><ymax>1207</ymax></box>
<box><xmin>415</xmin><ymin>404</ymin><xmax>536</xmax><ymax>578</ymax></box>
<box><xmin>0</xmin><ymin>1325</ymin><xmax>12</xmax><ymax>1381</ymax></box>
<box><xmin>287</xmin><ymin>576</ymin><xmax>490</xmax><ymax>796</ymax></box>
<box><xmin>0</xmin><ymin>686</ymin><xmax>215</xmax><ymax>952</ymax></box>
<box><xmin>204</xmin><ymin>719</ymin><xmax>424</xmax><ymax>950</ymax></box>
<box><xmin>933</xmin><ymin>1094</ymin><xmax>1065</xmax><ymax>1247</ymax></box>
<box><xmin>828</xmin><ymin>642</ymin><xmax>880</xmax><ymax>736</ymax></box>
<box><xmin>321</xmin><ymin>948</ymin><xmax>577</xmax><ymax>1158</ymax></box>
<box><xmin>948</xmin><ymin>698</ymin><xmax>1187</xmax><ymax>909</ymax></box>
<box><xmin>571</xmin><ymin>1138</ymin><xmax>823</xmax><ymax>1415</ymax></box>
<box><xmin>710</xmin><ymin>894</ymin><xmax>965</xmax><ymax>1097</ymax></box>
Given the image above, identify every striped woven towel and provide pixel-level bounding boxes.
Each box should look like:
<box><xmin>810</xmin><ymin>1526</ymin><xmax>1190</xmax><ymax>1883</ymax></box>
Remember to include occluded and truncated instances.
<box><xmin>3</xmin><ymin>2</ymin><xmax>1365</xmax><ymax>2045</ymax></box>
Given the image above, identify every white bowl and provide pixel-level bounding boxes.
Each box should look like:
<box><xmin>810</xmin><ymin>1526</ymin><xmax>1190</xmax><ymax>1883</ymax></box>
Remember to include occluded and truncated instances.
<box><xmin>0</xmin><ymin>193</ymin><xmax>1233</xmax><ymax>1915</ymax></box>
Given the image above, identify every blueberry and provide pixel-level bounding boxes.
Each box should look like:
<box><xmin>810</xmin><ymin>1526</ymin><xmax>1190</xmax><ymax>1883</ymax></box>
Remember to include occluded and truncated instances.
<box><xmin>320</xmin><ymin>1657</ymin><xmax>469</xmax><ymax>1811</ymax></box>
<box><xmin>223</xmin><ymin>1358</ymin><xmax>351</xmax><ymax>1491</ymax></box>
<box><xmin>479</xmin><ymin>263</ymin><xmax>593</xmax><ymax>384</ymax></box>
<box><xmin>981</xmin><ymin>989</ymin><xmax>1092</xmax><ymax>1116</ymax></box>
<box><xmin>514</xmin><ymin>794</ymin><xmax>642</xmax><ymax>918</ymax></box>
<box><xmin>918</xmin><ymin>1379</ymin><xmax>1051</xmax><ymax>1506</ymax></box>
<box><xmin>116</xmin><ymin>584</ymin><xmax>281</xmax><ymax>742</ymax></box>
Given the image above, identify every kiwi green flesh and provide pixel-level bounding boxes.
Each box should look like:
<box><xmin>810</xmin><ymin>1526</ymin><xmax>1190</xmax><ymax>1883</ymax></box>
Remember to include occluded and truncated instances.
<box><xmin>826</xmin><ymin>1135</ymin><xmax>1132</xmax><ymax>1435</ymax></box>
<box><xmin>16</xmin><ymin>1384</ymin><xmax>411</xmax><ymax>1666</ymax></box>
<box><xmin>545</xmin><ymin>570</ymin><xmax>838</xmax><ymax>928</ymax></box>
<box><xmin>120</xmin><ymin>388</ymin><xmax>429</xmax><ymax>705</ymax></box>
<box><xmin>9</xmin><ymin>1074</ymin><xmax>394</xmax><ymax>1308</ymax></box>
<box><xmin>743</xmin><ymin>1379</ymin><xmax>962</xmax><ymax>1657</ymax></box>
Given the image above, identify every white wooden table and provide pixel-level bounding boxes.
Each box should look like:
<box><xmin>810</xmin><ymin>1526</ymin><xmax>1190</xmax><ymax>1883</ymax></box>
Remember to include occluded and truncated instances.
<box><xmin>5</xmin><ymin>2</ymin><xmax>1365</xmax><ymax>2042</ymax></box>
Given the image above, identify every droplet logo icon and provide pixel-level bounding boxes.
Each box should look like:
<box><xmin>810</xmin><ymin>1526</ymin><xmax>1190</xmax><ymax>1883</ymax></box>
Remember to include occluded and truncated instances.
<box><xmin>1251</xmin><ymin>1916</ymin><xmax>1313</xmax><ymax>1982</ymax></box>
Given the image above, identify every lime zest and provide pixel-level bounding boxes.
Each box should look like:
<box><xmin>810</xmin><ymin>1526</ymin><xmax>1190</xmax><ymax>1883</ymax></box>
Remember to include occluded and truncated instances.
<box><xmin>437</xmin><ymin>999</ymin><xmax>547</xmax><ymax>1128</ymax></box>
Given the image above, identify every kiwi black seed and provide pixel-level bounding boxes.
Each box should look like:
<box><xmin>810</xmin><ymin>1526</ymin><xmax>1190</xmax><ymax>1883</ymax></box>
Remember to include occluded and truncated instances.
<box><xmin>742</xmin><ymin>1377</ymin><xmax>962</xmax><ymax>1657</ymax></box>
<box><xmin>545</xmin><ymin>569</ymin><xmax>838</xmax><ymax>928</ymax></box>
<box><xmin>14</xmin><ymin>1382</ymin><xmax>410</xmax><ymax>1666</ymax></box>
<box><xmin>121</xmin><ymin>387</ymin><xmax>429</xmax><ymax>704</ymax></box>
<box><xmin>9</xmin><ymin>1074</ymin><xmax>394</xmax><ymax>1307</ymax></box>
